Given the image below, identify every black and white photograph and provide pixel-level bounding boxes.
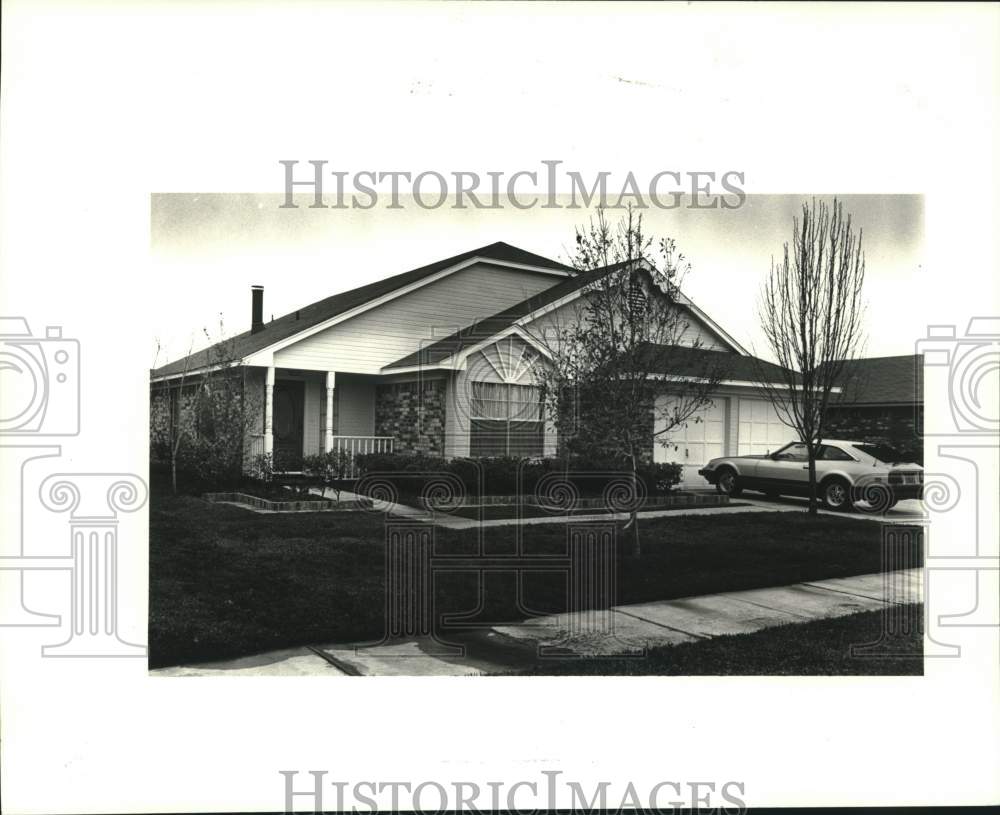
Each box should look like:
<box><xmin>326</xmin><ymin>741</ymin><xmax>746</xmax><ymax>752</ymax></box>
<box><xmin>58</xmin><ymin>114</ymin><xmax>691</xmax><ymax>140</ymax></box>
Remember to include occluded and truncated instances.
<box><xmin>1</xmin><ymin>2</ymin><xmax>997</xmax><ymax>813</ymax></box>
<box><xmin>147</xmin><ymin>193</ymin><xmax>927</xmax><ymax>678</ymax></box>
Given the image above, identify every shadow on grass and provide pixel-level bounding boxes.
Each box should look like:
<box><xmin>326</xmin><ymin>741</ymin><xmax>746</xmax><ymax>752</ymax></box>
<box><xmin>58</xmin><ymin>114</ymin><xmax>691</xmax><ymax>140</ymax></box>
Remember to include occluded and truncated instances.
<box><xmin>149</xmin><ymin>473</ymin><xmax>921</xmax><ymax>669</ymax></box>
<box><xmin>512</xmin><ymin>606</ymin><xmax>924</xmax><ymax>676</ymax></box>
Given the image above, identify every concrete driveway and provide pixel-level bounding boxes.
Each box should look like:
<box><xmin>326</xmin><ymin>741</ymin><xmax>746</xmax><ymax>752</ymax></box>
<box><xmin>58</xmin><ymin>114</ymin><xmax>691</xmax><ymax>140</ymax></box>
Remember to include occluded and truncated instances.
<box><xmin>737</xmin><ymin>494</ymin><xmax>927</xmax><ymax>523</ymax></box>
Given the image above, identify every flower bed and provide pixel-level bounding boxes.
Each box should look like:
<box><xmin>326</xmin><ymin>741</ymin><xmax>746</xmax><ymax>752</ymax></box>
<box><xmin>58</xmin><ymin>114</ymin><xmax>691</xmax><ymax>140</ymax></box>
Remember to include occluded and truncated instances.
<box><xmin>203</xmin><ymin>491</ymin><xmax>371</xmax><ymax>513</ymax></box>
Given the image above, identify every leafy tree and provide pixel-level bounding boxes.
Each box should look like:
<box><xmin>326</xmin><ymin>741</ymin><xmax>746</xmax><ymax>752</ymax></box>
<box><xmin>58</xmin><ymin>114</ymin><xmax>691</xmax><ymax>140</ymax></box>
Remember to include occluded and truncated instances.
<box><xmin>534</xmin><ymin>208</ymin><xmax>726</xmax><ymax>556</ymax></box>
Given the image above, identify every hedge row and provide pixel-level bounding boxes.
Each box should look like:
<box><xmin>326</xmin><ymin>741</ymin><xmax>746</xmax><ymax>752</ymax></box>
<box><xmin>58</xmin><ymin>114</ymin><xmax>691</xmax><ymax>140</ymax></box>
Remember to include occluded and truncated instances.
<box><xmin>354</xmin><ymin>453</ymin><xmax>683</xmax><ymax>499</ymax></box>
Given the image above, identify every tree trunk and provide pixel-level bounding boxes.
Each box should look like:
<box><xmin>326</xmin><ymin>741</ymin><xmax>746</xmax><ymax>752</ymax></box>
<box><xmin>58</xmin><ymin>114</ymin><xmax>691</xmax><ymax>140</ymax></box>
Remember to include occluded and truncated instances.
<box><xmin>630</xmin><ymin>452</ymin><xmax>641</xmax><ymax>558</ymax></box>
<box><xmin>807</xmin><ymin>452</ymin><xmax>818</xmax><ymax>515</ymax></box>
<box><xmin>171</xmin><ymin>451</ymin><xmax>178</xmax><ymax>495</ymax></box>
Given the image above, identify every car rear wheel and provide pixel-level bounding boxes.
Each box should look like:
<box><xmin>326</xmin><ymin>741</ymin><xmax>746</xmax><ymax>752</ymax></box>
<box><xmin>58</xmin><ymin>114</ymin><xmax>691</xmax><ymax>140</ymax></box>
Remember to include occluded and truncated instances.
<box><xmin>716</xmin><ymin>467</ymin><xmax>742</xmax><ymax>497</ymax></box>
<box><xmin>821</xmin><ymin>478</ymin><xmax>852</xmax><ymax>511</ymax></box>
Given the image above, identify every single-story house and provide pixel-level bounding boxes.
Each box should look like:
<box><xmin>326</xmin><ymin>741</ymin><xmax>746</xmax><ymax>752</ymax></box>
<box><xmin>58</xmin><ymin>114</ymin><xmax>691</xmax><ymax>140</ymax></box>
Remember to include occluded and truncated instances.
<box><xmin>823</xmin><ymin>354</ymin><xmax>924</xmax><ymax>463</ymax></box>
<box><xmin>149</xmin><ymin>241</ymin><xmax>885</xmax><ymax>478</ymax></box>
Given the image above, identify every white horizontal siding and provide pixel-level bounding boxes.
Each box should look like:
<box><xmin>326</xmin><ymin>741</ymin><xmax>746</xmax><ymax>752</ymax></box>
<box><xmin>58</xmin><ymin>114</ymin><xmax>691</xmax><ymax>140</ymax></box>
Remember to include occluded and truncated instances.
<box><xmin>337</xmin><ymin>373</ymin><xmax>376</xmax><ymax>435</ymax></box>
<box><xmin>522</xmin><ymin>298</ymin><xmax>731</xmax><ymax>352</ymax></box>
<box><xmin>303</xmin><ymin>380</ymin><xmax>322</xmax><ymax>455</ymax></box>
<box><xmin>274</xmin><ymin>262</ymin><xmax>558</xmax><ymax>373</ymax></box>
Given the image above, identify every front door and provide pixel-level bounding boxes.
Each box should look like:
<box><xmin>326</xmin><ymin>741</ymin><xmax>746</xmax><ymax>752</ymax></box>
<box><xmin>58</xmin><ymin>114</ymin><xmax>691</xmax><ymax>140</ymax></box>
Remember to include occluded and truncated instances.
<box><xmin>273</xmin><ymin>380</ymin><xmax>304</xmax><ymax>469</ymax></box>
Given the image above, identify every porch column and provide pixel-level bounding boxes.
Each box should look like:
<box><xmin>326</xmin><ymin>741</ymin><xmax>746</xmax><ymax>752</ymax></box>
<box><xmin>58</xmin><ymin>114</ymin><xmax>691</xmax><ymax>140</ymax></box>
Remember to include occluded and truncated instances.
<box><xmin>263</xmin><ymin>366</ymin><xmax>275</xmax><ymax>454</ymax></box>
<box><xmin>324</xmin><ymin>371</ymin><xmax>336</xmax><ymax>452</ymax></box>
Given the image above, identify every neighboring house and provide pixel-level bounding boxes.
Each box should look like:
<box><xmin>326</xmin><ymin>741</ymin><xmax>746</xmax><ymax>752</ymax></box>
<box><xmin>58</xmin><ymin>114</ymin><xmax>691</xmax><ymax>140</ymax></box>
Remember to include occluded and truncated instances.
<box><xmin>147</xmin><ymin>241</ymin><xmax>845</xmax><ymax>478</ymax></box>
<box><xmin>823</xmin><ymin>354</ymin><xmax>924</xmax><ymax>463</ymax></box>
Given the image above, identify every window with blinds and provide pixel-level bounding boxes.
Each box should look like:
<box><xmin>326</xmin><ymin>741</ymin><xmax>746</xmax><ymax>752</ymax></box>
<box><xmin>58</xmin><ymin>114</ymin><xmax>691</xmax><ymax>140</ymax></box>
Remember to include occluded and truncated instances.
<box><xmin>470</xmin><ymin>381</ymin><xmax>544</xmax><ymax>457</ymax></box>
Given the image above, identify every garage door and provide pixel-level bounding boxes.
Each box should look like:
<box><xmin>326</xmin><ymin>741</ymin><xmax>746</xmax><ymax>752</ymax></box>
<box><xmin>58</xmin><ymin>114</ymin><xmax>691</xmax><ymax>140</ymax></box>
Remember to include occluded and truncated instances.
<box><xmin>737</xmin><ymin>397</ymin><xmax>792</xmax><ymax>456</ymax></box>
<box><xmin>654</xmin><ymin>397</ymin><xmax>726</xmax><ymax>467</ymax></box>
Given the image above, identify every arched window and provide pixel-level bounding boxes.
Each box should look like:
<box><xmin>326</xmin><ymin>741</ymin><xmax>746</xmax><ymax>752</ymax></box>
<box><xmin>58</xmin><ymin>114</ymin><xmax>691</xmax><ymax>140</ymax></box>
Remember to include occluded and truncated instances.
<box><xmin>467</xmin><ymin>337</ymin><xmax>545</xmax><ymax>457</ymax></box>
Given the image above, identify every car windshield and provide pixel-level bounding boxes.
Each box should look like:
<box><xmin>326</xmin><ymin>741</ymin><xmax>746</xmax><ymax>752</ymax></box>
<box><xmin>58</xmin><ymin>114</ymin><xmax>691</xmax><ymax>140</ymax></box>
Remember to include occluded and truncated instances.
<box><xmin>852</xmin><ymin>443</ymin><xmax>906</xmax><ymax>464</ymax></box>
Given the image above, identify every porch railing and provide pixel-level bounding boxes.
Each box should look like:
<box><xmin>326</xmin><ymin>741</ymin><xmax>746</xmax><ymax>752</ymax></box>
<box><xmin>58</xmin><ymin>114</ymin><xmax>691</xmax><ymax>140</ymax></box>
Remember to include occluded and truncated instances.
<box><xmin>246</xmin><ymin>434</ymin><xmax>265</xmax><ymax>471</ymax></box>
<box><xmin>332</xmin><ymin>435</ymin><xmax>394</xmax><ymax>477</ymax></box>
<box><xmin>243</xmin><ymin>434</ymin><xmax>394</xmax><ymax>477</ymax></box>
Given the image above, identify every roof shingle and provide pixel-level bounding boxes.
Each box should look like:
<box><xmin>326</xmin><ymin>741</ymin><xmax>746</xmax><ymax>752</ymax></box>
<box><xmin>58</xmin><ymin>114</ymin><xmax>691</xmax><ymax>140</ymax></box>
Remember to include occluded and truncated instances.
<box><xmin>150</xmin><ymin>241</ymin><xmax>573</xmax><ymax>379</ymax></box>
<box><xmin>826</xmin><ymin>354</ymin><xmax>923</xmax><ymax>405</ymax></box>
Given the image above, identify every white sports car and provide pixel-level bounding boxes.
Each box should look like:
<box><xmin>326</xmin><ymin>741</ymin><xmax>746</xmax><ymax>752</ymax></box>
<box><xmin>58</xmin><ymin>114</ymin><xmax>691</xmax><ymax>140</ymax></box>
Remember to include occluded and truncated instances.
<box><xmin>698</xmin><ymin>439</ymin><xmax>923</xmax><ymax>511</ymax></box>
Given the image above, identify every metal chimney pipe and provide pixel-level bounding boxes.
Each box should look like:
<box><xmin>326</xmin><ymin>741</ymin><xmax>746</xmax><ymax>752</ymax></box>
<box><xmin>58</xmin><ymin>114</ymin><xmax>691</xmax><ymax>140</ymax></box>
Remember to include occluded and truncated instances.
<box><xmin>251</xmin><ymin>285</ymin><xmax>264</xmax><ymax>334</ymax></box>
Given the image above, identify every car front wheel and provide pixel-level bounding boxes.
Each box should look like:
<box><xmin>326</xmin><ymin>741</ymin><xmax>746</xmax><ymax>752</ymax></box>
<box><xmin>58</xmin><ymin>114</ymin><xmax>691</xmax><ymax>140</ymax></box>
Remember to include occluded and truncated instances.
<box><xmin>821</xmin><ymin>478</ymin><xmax>853</xmax><ymax>511</ymax></box>
<box><xmin>716</xmin><ymin>467</ymin><xmax>742</xmax><ymax>497</ymax></box>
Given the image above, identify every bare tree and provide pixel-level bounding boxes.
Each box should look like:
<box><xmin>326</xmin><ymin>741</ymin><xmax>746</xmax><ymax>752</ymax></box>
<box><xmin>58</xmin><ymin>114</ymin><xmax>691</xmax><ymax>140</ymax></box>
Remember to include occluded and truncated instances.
<box><xmin>752</xmin><ymin>198</ymin><xmax>867</xmax><ymax>515</ymax></box>
<box><xmin>150</xmin><ymin>318</ymin><xmax>257</xmax><ymax>493</ymax></box>
<box><xmin>533</xmin><ymin>208</ymin><xmax>726</xmax><ymax>556</ymax></box>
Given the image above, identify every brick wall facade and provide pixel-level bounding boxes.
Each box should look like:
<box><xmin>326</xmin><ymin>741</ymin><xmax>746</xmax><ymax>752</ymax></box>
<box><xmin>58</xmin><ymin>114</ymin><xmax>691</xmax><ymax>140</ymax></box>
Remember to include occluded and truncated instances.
<box><xmin>824</xmin><ymin>403</ymin><xmax>923</xmax><ymax>463</ymax></box>
<box><xmin>375</xmin><ymin>379</ymin><xmax>447</xmax><ymax>456</ymax></box>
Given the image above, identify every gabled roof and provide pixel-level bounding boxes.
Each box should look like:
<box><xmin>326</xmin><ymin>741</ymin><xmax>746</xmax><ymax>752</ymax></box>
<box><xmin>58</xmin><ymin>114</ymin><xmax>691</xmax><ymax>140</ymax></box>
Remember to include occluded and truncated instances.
<box><xmin>150</xmin><ymin>241</ymin><xmax>573</xmax><ymax>379</ymax></box>
<box><xmin>825</xmin><ymin>354</ymin><xmax>923</xmax><ymax>405</ymax></box>
<box><xmin>383</xmin><ymin>261</ymin><xmax>746</xmax><ymax>372</ymax></box>
<box><xmin>642</xmin><ymin>344</ymin><xmax>795</xmax><ymax>385</ymax></box>
<box><xmin>382</xmin><ymin>262</ymin><xmax>622</xmax><ymax>371</ymax></box>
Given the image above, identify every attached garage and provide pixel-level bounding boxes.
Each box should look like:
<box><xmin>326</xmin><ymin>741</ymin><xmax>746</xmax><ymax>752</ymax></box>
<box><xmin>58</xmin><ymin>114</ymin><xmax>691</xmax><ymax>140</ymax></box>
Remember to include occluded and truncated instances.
<box><xmin>651</xmin><ymin>392</ymin><xmax>796</xmax><ymax>483</ymax></box>
<box><xmin>654</xmin><ymin>396</ymin><xmax>727</xmax><ymax>474</ymax></box>
<box><xmin>737</xmin><ymin>397</ymin><xmax>791</xmax><ymax>456</ymax></box>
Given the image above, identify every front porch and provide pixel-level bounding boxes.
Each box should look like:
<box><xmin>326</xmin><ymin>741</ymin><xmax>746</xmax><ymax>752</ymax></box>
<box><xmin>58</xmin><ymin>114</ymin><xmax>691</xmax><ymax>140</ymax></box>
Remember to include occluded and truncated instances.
<box><xmin>245</xmin><ymin>367</ymin><xmax>394</xmax><ymax>473</ymax></box>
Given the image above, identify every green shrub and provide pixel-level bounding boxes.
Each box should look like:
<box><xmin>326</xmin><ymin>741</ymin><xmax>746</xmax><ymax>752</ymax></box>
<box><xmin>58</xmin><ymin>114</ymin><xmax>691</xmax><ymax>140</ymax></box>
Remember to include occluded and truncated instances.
<box><xmin>302</xmin><ymin>449</ymin><xmax>354</xmax><ymax>481</ymax></box>
<box><xmin>353</xmin><ymin>452</ymin><xmax>682</xmax><ymax>501</ymax></box>
<box><xmin>355</xmin><ymin>451</ymin><xmax>448</xmax><ymax>474</ymax></box>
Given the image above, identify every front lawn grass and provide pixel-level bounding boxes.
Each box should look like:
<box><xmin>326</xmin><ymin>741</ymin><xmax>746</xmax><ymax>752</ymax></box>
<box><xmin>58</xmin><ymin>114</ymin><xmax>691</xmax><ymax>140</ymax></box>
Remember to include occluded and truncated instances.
<box><xmin>149</xmin><ymin>478</ymin><xmax>921</xmax><ymax>668</ymax></box>
<box><xmin>513</xmin><ymin>605</ymin><xmax>924</xmax><ymax>675</ymax></box>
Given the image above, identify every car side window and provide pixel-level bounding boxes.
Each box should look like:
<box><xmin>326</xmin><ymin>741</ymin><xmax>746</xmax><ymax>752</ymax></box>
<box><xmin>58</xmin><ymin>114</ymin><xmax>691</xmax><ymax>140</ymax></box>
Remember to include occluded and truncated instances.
<box><xmin>818</xmin><ymin>445</ymin><xmax>853</xmax><ymax>461</ymax></box>
<box><xmin>775</xmin><ymin>442</ymin><xmax>809</xmax><ymax>461</ymax></box>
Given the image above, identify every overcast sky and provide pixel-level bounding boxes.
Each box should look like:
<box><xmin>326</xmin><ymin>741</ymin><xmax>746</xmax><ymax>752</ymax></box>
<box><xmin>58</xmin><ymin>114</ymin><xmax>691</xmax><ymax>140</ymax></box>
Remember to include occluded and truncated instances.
<box><xmin>150</xmin><ymin>193</ymin><xmax>923</xmax><ymax>367</ymax></box>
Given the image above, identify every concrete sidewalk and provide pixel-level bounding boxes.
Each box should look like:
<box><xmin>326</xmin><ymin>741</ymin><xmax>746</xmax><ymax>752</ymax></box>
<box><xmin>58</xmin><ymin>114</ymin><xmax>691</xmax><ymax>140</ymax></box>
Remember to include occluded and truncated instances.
<box><xmin>151</xmin><ymin>568</ymin><xmax>922</xmax><ymax>677</ymax></box>
<box><xmin>342</xmin><ymin>489</ymin><xmax>926</xmax><ymax>530</ymax></box>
